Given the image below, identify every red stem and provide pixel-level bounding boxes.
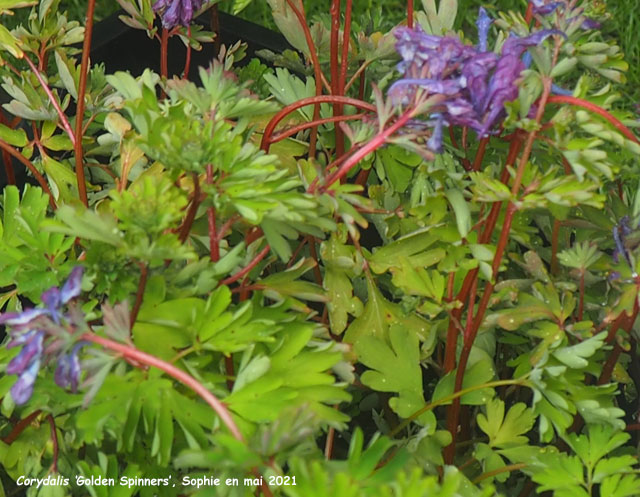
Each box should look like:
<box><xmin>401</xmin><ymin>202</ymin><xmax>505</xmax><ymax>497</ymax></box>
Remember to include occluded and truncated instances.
<box><xmin>178</xmin><ymin>172</ymin><xmax>201</xmax><ymax>243</ymax></box>
<box><xmin>81</xmin><ymin>332</ymin><xmax>244</xmax><ymax>441</ymax></box>
<box><xmin>271</xmin><ymin>113</ymin><xmax>366</xmax><ymax>144</ymax></box>
<box><xmin>0</xmin><ymin>140</ymin><xmax>56</xmax><ymax>209</ymax></box>
<box><xmin>547</xmin><ymin>95</ymin><xmax>640</xmax><ymax>144</ymax></box>
<box><xmin>183</xmin><ymin>26</ymin><xmax>192</xmax><ymax>79</ymax></box>
<box><xmin>219</xmin><ymin>245</ymin><xmax>270</xmax><ymax>286</ymax></box>
<box><xmin>0</xmin><ymin>111</ymin><xmax>16</xmax><ymax>184</ymax></box>
<box><xmin>315</xmin><ymin>109</ymin><xmax>415</xmax><ymax>192</ymax></box>
<box><xmin>284</xmin><ymin>0</ymin><xmax>327</xmax><ymax>157</ymax></box>
<box><xmin>407</xmin><ymin>0</ymin><xmax>414</xmax><ymax>28</ymax></box>
<box><xmin>206</xmin><ymin>165</ymin><xmax>219</xmax><ymax>262</ymax></box>
<box><xmin>525</xmin><ymin>1</ymin><xmax>534</xmax><ymax>24</ymax></box>
<box><xmin>23</xmin><ymin>57</ymin><xmax>76</xmax><ymax>148</ymax></box>
<box><xmin>472</xmin><ymin>136</ymin><xmax>489</xmax><ymax>171</ymax></box>
<box><xmin>260</xmin><ymin>96</ymin><xmax>376</xmax><ymax>152</ymax></box>
<box><xmin>46</xmin><ymin>414</ymin><xmax>59</xmax><ymax>472</ymax></box>
<box><xmin>130</xmin><ymin>263</ymin><xmax>148</xmax><ymax>326</ymax></box>
<box><xmin>73</xmin><ymin>0</ymin><xmax>95</xmax><ymax>208</ymax></box>
<box><xmin>1</xmin><ymin>410</ymin><xmax>42</xmax><ymax>444</ymax></box>
<box><xmin>330</xmin><ymin>0</ymin><xmax>342</xmax><ymax>156</ymax></box>
<box><xmin>160</xmin><ymin>28</ymin><xmax>169</xmax><ymax>80</ymax></box>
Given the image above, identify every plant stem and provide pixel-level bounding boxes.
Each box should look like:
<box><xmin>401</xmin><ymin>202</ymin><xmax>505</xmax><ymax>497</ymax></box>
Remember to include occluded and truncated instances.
<box><xmin>472</xmin><ymin>136</ymin><xmax>489</xmax><ymax>171</ymax></box>
<box><xmin>577</xmin><ymin>270</ymin><xmax>585</xmax><ymax>321</ymax></box>
<box><xmin>0</xmin><ymin>139</ymin><xmax>56</xmax><ymax>209</ymax></box>
<box><xmin>46</xmin><ymin>414</ymin><xmax>59</xmax><ymax>472</ymax></box>
<box><xmin>271</xmin><ymin>113</ymin><xmax>366</xmax><ymax>144</ymax></box>
<box><xmin>1</xmin><ymin>410</ymin><xmax>42</xmax><ymax>444</ymax></box>
<box><xmin>284</xmin><ymin>0</ymin><xmax>327</xmax><ymax>157</ymax></box>
<box><xmin>389</xmin><ymin>378</ymin><xmax>528</xmax><ymax>437</ymax></box>
<box><xmin>23</xmin><ymin>57</ymin><xmax>76</xmax><ymax>147</ymax></box>
<box><xmin>219</xmin><ymin>245</ymin><xmax>270</xmax><ymax>286</ymax></box>
<box><xmin>316</xmin><ymin>108</ymin><xmax>415</xmax><ymax>191</ymax></box>
<box><xmin>73</xmin><ymin>0</ymin><xmax>95</xmax><ymax>208</ymax></box>
<box><xmin>178</xmin><ymin>172</ymin><xmax>201</xmax><ymax>243</ymax></box>
<box><xmin>472</xmin><ymin>463</ymin><xmax>527</xmax><ymax>484</ymax></box>
<box><xmin>547</xmin><ymin>95</ymin><xmax>639</xmax><ymax>144</ymax></box>
<box><xmin>206</xmin><ymin>164</ymin><xmax>219</xmax><ymax>262</ymax></box>
<box><xmin>130</xmin><ymin>263</ymin><xmax>148</xmax><ymax>326</ymax></box>
<box><xmin>183</xmin><ymin>26</ymin><xmax>192</xmax><ymax>79</ymax></box>
<box><xmin>80</xmin><ymin>332</ymin><xmax>244</xmax><ymax>442</ymax></box>
<box><xmin>407</xmin><ymin>0</ymin><xmax>414</xmax><ymax>28</ymax></box>
<box><xmin>0</xmin><ymin>110</ymin><xmax>16</xmax><ymax>184</ymax></box>
<box><xmin>160</xmin><ymin>28</ymin><xmax>169</xmax><ymax>80</ymax></box>
<box><xmin>261</xmin><ymin>96</ymin><xmax>376</xmax><ymax>152</ymax></box>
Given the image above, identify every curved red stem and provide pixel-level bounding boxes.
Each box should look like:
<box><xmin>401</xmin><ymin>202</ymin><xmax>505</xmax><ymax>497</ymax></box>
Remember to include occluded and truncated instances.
<box><xmin>547</xmin><ymin>95</ymin><xmax>639</xmax><ymax>144</ymax></box>
<box><xmin>260</xmin><ymin>96</ymin><xmax>376</xmax><ymax>152</ymax></box>
<box><xmin>81</xmin><ymin>332</ymin><xmax>244</xmax><ymax>441</ymax></box>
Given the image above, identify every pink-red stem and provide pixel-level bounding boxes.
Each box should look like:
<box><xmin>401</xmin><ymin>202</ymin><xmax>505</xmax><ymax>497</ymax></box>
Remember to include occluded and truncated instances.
<box><xmin>73</xmin><ymin>0</ymin><xmax>95</xmax><ymax>207</ymax></box>
<box><xmin>81</xmin><ymin>332</ymin><xmax>244</xmax><ymax>441</ymax></box>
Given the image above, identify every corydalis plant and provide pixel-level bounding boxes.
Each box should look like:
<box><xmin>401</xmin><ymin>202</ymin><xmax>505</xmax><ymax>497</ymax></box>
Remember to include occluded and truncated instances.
<box><xmin>388</xmin><ymin>8</ymin><xmax>562</xmax><ymax>150</ymax></box>
<box><xmin>1</xmin><ymin>267</ymin><xmax>85</xmax><ymax>404</ymax></box>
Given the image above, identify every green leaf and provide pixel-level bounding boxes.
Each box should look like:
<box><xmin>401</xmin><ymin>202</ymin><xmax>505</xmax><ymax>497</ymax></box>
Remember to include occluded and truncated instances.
<box><xmin>356</xmin><ymin>324</ymin><xmax>430</xmax><ymax>423</ymax></box>
<box><xmin>0</xmin><ymin>122</ymin><xmax>27</xmax><ymax>146</ymax></box>
<box><xmin>344</xmin><ymin>276</ymin><xmax>431</xmax><ymax>344</ymax></box>
<box><xmin>0</xmin><ymin>24</ymin><xmax>23</xmax><ymax>58</ymax></box>
<box><xmin>477</xmin><ymin>398</ymin><xmax>536</xmax><ymax>448</ymax></box>
<box><xmin>552</xmin><ymin>332</ymin><xmax>606</xmax><ymax>369</ymax></box>
<box><xmin>445</xmin><ymin>189</ymin><xmax>470</xmax><ymax>238</ymax></box>
<box><xmin>432</xmin><ymin>359</ymin><xmax>495</xmax><ymax>405</ymax></box>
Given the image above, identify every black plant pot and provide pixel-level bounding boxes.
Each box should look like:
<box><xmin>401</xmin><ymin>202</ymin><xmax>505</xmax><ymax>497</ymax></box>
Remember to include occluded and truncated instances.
<box><xmin>91</xmin><ymin>9</ymin><xmax>292</xmax><ymax>78</ymax></box>
<box><xmin>0</xmin><ymin>10</ymin><xmax>292</xmax><ymax>187</ymax></box>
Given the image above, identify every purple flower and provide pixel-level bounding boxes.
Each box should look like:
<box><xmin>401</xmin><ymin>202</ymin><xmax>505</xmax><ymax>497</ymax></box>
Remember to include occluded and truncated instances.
<box><xmin>55</xmin><ymin>344</ymin><xmax>84</xmax><ymax>393</ymax></box>
<box><xmin>11</xmin><ymin>358</ymin><xmax>42</xmax><ymax>405</ymax></box>
<box><xmin>152</xmin><ymin>0</ymin><xmax>203</xmax><ymax>29</ymax></box>
<box><xmin>476</xmin><ymin>7</ymin><xmax>492</xmax><ymax>52</ymax></box>
<box><xmin>6</xmin><ymin>331</ymin><xmax>44</xmax><ymax>405</ymax></box>
<box><xmin>531</xmin><ymin>0</ymin><xmax>566</xmax><ymax>16</ymax></box>
<box><xmin>1</xmin><ymin>267</ymin><xmax>84</xmax><ymax>405</ymax></box>
<box><xmin>613</xmin><ymin>216</ymin><xmax>633</xmax><ymax>267</ymax></box>
<box><xmin>388</xmin><ymin>8</ymin><xmax>563</xmax><ymax>148</ymax></box>
<box><xmin>0</xmin><ymin>267</ymin><xmax>83</xmax><ymax>328</ymax></box>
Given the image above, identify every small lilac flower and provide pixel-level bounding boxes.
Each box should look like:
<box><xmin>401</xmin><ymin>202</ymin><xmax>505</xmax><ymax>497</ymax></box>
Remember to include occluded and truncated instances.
<box><xmin>55</xmin><ymin>344</ymin><xmax>84</xmax><ymax>392</ymax></box>
<box><xmin>6</xmin><ymin>331</ymin><xmax>44</xmax><ymax>405</ymax></box>
<box><xmin>6</xmin><ymin>330</ymin><xmax>44</xmax><ymax>375</ymax></box>
<box><xmin>1</xmin><ymin>267</ymin><xmax>84</xmax><ymax>405</ymax></box>
<box><xmin>153</xmin><ymin>0</ymin><xmax>203</xmax><ymax>29</ymax></box>
<box><xmin>0</xmin><ymin>267</ymin><xmax>83</xmax><ymax>328</ymax></box>
<box><xmin>11</xmin><ymin>358</ymin><xmax>42</xmax><ymax>405</ymax></box>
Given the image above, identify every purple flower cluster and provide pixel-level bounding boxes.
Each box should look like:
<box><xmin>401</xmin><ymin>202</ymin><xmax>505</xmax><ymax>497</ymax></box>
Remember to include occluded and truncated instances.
<box><xmin>388</xmin><ymin>8</ymin><xmax>562</xmax><ymax>151</ymax></box>
<box><xmin>531</xmin><ymin>0</ymin><xmax>601</xmax><ymax>29</ymax></box>
<box><xmin>153</xmin><ymin>0</ymin><xmax>203</xmax><ymax>29</ymax></box>
<box><xmin>1</xmin><ymin>267</ymin><xmax>84</xmax><ymax>405</ymax></box>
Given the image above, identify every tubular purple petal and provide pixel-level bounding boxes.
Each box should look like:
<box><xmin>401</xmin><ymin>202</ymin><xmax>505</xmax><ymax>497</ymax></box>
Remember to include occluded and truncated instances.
<box><xmin>0</xmin><ymin>308</ymin><xmax>48</xmax><ymax>327</ymax></box>
<box><xmin>476</xmin><ymin>7</ymin><xmax>492</xmax><ymax>52</ymax></box>
<box><xmin>60</xmin><ymin>266</ymin><xmax>84</xmax><ymax>304</ymax></box>
<box><xmin>6</xmin><ymin>331</ymin><xmax>43</xmax><ymax>375</ymax></box>
<box><xmin>427</xmin><ymin>115</ymin><xmax>445</xmax><ymax>153</ymax></box>
<box><xmin>10</xmin><ymin>358</ymin><xmax>41</xmax><ymax>405</ymax></box>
